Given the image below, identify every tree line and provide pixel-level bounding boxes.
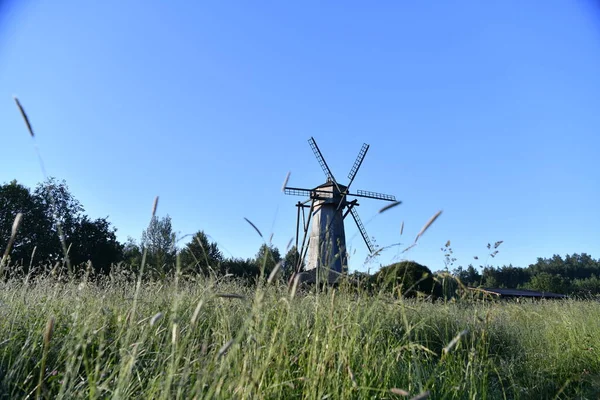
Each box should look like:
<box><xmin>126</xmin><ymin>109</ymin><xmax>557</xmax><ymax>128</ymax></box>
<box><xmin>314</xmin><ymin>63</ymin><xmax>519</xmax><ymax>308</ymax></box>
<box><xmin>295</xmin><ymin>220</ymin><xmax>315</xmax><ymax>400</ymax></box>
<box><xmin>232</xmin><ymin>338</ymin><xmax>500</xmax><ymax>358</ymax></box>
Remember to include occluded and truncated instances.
<box><xmin>452</xmin><ymin>252</ymin><xmax>600</xmax><ymax>296</ymax></box>
<box><xmin>2</xmin><ymin>178</ymin><xmax>598</xmax><ymax>296</ymax></box>
<box><xmin>1</xmin><ymin>178</ymin><xmax>300</xmax><ymax>282</ymax></box>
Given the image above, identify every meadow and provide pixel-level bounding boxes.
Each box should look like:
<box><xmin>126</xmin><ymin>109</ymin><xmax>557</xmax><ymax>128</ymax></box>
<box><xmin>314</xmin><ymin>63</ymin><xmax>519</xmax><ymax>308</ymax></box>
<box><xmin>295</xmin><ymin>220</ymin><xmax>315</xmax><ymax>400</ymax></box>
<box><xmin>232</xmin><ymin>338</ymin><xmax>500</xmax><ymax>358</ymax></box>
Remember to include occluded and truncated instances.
<box><xmin>0</xmin><ymin>270</ymin><xmax>599</xmax><ymax>400</ymax></box>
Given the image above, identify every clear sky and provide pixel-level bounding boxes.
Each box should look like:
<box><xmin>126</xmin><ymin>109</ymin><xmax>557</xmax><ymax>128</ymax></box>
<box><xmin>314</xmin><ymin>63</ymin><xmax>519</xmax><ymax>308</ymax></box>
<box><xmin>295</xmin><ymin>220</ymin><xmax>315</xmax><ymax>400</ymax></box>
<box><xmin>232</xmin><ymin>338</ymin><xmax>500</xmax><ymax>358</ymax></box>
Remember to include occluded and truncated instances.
<box><xmin>1</xmin><ymin>1</ymin><xmax>599</xmax><ymax>273</ymax></box>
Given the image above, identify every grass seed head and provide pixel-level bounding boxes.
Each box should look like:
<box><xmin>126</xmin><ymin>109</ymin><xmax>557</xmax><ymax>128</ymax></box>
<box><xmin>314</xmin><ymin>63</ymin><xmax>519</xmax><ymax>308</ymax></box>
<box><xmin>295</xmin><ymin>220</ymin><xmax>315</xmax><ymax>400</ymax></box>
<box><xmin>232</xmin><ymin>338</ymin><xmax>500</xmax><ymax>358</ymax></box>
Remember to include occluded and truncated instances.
<box><xmin>11</xmin><ymin>213</ymin><xmax>23</xmax><ymax>239</ymax></box>
<box><xmin>415</xmin><ymin>210</ymin><xmax>443</xmax><ymax>243</ymax></box>
<box><xmin>267</xmin><ymin>261</ymin><xmax>283</xmax><ymax>284</ymax></box>
<box><xmin>217</xmin><ymin>339</ymin><xmax>233</xmax><ymax>358</ymax></box>
<box><xmin>14</xmin><ymin>96</ymin><xmax>35</xmax><ymax>137</ymax></box>
<box><xmin>379</xmin><ymin>200</ymin><xmax>402</xmax><ymax>214</ymax></box>
<box><xmin>150</xmin><ymin>312</ymin><xmax>163</xmax><ymax>326</ymax></box>
<box><xmin>443</xmin><ymin>329</ymin><xmax>469</xmax><ymax>355</ymax></box>
<box><xmin>151</xmin><ymin>196</ymin><xmax>159</xmax><ymax>218</ymax></box>
<box><xmin>191</xmin><ymin>299</ymin><xmax>204</xmax><ymax>325</ymax></box>
<box><xmin>43</xmin><ymin>316</ymin><xmax>55</xmax><ymax>346</ymax></box>
<box><xmin>243</xmin><ymin>217</ymin><xmax>263</xmax><ymax>238</ymax></box>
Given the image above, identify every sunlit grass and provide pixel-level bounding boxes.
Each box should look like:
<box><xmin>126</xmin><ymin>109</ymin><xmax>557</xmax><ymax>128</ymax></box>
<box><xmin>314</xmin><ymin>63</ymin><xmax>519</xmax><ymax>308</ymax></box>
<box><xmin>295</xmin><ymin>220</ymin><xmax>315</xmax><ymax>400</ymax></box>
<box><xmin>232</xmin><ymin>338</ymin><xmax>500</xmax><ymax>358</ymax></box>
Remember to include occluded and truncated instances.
<box><xmin>0</xmin><ymin>271</ymin><xmax>599</xmax><ymax>399</ymax></box>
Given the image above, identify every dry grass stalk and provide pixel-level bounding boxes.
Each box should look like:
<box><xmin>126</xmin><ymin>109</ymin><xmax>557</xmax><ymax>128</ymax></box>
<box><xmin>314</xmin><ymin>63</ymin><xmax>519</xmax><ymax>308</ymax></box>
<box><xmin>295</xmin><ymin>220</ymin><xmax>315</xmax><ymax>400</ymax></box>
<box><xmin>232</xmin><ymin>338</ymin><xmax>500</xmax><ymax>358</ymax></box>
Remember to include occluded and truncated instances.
<box><xmin>379</xmin><ymin>200</ymin><xmax>402</xmax><ymax>214</ymax></box>
<box><xmin>217</xmin><ymin>339</ymin><xmax>234</xmax><ymax>358</ymax></box>
<box><xmin>1</xmin><ymin>213</ymin><xmax>24</xmax><ymax>273</ymax></box>
<box><xmin>347</xmin><ymin>365</ymin><xmax>358</xmax><ymax>388</ymax></box>
<box><xmin>14</xmin><ymin>96</ymin><xmax>35</xmax><ymax>137</ymax></box>
<box><xmin>150</xmin><ymin>312</ymin><xmax>163</xmax><ymax>326</ymax></box>
<box><xmin>390</xmin><ymin>388</ymin><xmax>410</xmax><ymax>396</ymax></box>
<box><xmin>243</xmin><ymin>217</ymin><xmax>263</xmax><ymax>238</ymax></box>
<box><xmin>190</xmin><ymin>300</ymin><xmax>204</xmax><ymax>325</ymax></box>
<box><xmin>37</xmin><ymin>316</ymin><xmax>55</xmax><ymax>400</ymax></box>
<box><xmin>267</xmin><ymin>261</ymin><xmax>283</xmax><ymax>284</ymax></box>
<box><xmin>43</xmin><ymin>316</ymin><xmax>55</xmax><ymax>345</ymax></box>
<box><xmin>401</xmin><ymin>243</ymin><xmax>417</xmax><ymax>254</ymax></box>
<box><xmin>11</xmin><ymin>213</ymin><xmax>23</xmax><ymax>238</ymax></box>
<box><xmin>289</xmin><ymin>273</ymin><xmax>301</xmax><ymax>299</ymax></box>
<box><xmin>409</xmin><ymin>391</ymin><xmax>430</xmax><ymax>400</ymax></box>
<box><xmin>172</xmin><ymin>323</ymin><xmax>178</xmax><ymax>345</ymax></box>
<box><xmin>414</xmin><ymin>210</ymin><xmax>443</xmax><ymax>243</ymax></box>
<box><xmin>443</xmin><ymin>329</ymin><xmax>469</xmax><ymax>355</ymax></box>
<box><xmin>151</xmin><ymin>196</ymin><xmax>159</xmax><ymax>218</ymax></box>
<box><xmin>216</xmin><ymin>293</ymin><xmax>245</xmax><ymax>300</ymax></box>
<box><xmin>281</xmin><ymin>171</ymin><xmax>291</xmax><ymax>192</ymax></box>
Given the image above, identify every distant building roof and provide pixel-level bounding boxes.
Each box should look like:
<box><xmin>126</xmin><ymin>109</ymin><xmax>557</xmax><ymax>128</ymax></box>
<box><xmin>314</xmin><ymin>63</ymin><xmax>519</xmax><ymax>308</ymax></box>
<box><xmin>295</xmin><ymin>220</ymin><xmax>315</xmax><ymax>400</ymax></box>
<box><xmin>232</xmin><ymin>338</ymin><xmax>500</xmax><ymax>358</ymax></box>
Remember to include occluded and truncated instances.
<box><xmin>471</xmin><ymin>287</ymin><xmax>567</xmax><ymax>299</ymax></box>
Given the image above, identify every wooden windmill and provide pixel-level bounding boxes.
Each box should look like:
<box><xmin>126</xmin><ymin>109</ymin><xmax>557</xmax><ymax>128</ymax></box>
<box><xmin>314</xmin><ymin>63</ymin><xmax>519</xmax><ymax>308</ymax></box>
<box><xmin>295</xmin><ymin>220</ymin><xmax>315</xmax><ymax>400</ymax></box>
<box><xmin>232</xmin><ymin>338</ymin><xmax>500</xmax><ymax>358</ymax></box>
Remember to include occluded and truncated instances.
<box><xmin>284</xmin><ymin>137</ymin><xmax>397</xmax><ymax>283</ymax></box>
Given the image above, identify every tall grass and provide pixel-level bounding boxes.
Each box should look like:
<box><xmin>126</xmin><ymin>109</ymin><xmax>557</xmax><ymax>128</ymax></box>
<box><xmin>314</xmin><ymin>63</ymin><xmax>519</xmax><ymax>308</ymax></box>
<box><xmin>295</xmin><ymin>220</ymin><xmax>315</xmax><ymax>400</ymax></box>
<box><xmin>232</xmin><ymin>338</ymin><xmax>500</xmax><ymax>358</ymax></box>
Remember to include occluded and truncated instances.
<box><xmin>0</xmin><ymin>272</ymin><xmax>599</xmax><ymax>399</ymax></box>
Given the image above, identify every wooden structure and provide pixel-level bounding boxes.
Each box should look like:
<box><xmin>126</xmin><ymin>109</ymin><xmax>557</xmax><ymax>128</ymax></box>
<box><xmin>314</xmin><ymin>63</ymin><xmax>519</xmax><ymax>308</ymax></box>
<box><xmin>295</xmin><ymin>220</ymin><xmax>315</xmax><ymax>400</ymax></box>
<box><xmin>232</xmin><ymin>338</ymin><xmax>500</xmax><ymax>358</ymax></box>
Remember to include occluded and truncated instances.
<box><xmin>284</xmin><ymin>137</ymin><xmax>396</xmax><ymax>283</ymax></box>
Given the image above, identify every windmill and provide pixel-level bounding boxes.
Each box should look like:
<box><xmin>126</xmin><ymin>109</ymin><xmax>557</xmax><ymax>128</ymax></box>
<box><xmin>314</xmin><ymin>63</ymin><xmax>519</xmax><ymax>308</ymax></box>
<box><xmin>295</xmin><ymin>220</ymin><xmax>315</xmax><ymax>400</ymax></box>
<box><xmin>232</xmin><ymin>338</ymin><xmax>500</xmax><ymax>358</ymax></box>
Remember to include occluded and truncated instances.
<box><xmin>284</xmin><ymin>137</ymin><xmax>397</xmax><ymax>283</ymax></box>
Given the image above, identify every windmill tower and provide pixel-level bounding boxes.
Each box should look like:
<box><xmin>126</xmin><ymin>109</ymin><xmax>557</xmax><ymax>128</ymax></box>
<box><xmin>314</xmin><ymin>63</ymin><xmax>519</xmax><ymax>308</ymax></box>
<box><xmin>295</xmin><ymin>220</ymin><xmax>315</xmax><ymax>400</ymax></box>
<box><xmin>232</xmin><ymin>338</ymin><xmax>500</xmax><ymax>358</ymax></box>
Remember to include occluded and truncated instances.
<box><xmin>284</xmin><ymin>137</ymin><xmax>397</xmax><ymax>283</ymax></box>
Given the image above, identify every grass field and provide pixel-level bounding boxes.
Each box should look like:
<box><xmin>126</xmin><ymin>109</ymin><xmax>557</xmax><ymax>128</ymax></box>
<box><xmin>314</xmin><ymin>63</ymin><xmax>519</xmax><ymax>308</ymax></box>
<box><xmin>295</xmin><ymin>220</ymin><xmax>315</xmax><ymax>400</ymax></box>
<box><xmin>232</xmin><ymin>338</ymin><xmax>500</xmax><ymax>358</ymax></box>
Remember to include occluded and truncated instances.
<box><xmin>0</xmin><ymin>272</ymin><xmax>599</xmax><ymax>400</ymax></box>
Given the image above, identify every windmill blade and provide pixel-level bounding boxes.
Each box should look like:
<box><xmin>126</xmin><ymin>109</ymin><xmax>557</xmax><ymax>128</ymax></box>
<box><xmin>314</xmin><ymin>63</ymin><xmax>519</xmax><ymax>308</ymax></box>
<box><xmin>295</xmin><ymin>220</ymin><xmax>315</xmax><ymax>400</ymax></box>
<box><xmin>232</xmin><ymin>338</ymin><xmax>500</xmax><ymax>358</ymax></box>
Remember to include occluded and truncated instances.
<box><xmin>350</xmin><ymin>207</ymin><xmax>375</xmax><ymax>254</ymax></box>
<box><xmin>284</xmin><ymin>187</ymin><xmax>312</xmax><ymax>197</ymax></box>
<box><xmin>353</xmin><ymin>190</ymin><xmax>396</xmax><ymax>202</ymax></box>
<box><xmin>332</xmin><ymin>142</ymin><xmax>369</xmax><ymax>214</ymax></box>
<box><xmin>347</xmin><ymin>143</ymin><xmax>369</xmax><ymax>188</ymax></box>
<box><xmin>308</xmin><ymin>137</ymin><xmax>337</xmax><ymax>183</ymax></box>
<box><xmin>284</xmin><ymin>187</ymin><xmax>333</xmax><ymax>198</ymax></box>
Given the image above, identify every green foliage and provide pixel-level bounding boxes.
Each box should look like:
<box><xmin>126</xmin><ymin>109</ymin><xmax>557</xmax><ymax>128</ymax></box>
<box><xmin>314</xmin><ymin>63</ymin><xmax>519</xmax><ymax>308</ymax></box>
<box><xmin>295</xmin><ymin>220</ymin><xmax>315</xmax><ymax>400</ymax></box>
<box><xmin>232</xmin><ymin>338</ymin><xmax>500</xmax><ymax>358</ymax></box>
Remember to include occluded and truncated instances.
<box><xmin>140</xmin><ymin>214</ymin><xmax>177</xmax><ymax>276</ymax></box>
<box><xmin>525</xmin><ymin>272</ymin><xmax>570</xmax><ymax>294</ymax></box>
<box><xmin>0</xmin><ymin>178</ymin><xmax>122</xmax><ymax>275</ymax></box>
<box><xmin>220</xmin><ymin>257</ymin><xmax>259</xmax><ymax>280</ymax></box>
<box><xmin>123</xmin><ymin>236</ymin><xmax>142</xmax><ymax>270</ymax></box>
<box><xmin>179</xmin><ymin>230</ymin><xmax>223</xmax><ymax>275</ymax></box>
<box><xmin>68</xmin><ymin>215</ymin><xmax>124</xmax><ymax>275</ymax></box>
<box><xmin>571</xmin><ymin>275</ymin><xmax>600</xmax><ymax>297</ymax></box>
<box><xmin>482</xmin><ymin>264</ymin><xmax>531</xmax><ymax>288</ymax></box>
<box><xmin>282</xmin><ymin>245</ymin><xmax>302</xmax><ymax>281</ymax></box>
<box><xmin>254</xmin><ymin>243</ymin><xmax>281</xmax><ymax>277</ymax></box>
<box><xmin>371</xmin><ymin>260</ymin><xmax>436</xmax><ymax>297</ymax></box>
<box><xmin>0</xmin><ymin>179</ymin><xmax>49</xmax><ymax>265</ymax></box>
<box><xmin>452</xmin><ymin>264</ymin><xmax>482</xmax><ymax>286</ymax></box>
<box><xmin>451</xmin><ymin>252</ymin><xmax>600</xmax><ymax>297</ymax></box>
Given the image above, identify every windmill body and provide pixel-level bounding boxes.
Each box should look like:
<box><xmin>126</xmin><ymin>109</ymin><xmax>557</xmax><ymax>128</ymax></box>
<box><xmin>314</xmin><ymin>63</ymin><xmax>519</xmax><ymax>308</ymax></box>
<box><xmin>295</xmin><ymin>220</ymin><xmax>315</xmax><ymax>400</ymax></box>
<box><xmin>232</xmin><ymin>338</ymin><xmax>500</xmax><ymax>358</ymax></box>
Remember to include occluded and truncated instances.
<box><xmin>285</xmin><ymin>138</ymin><xmax>397</xmax><ymax>283</ymax></box>
<box><xmin>306</xmin><ymin>181</ymin><xmax>348</xmax><ymax>274</ymax></box>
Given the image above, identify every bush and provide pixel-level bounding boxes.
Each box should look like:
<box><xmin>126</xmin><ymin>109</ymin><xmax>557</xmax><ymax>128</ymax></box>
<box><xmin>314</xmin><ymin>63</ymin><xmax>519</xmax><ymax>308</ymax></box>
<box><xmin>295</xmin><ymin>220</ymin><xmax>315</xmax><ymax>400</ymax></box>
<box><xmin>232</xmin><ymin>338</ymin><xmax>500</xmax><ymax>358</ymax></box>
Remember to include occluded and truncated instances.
<box><xmin>370</xmin><ymin>260</ymin><xmax>436</xmax><ymax>297</ymax></box>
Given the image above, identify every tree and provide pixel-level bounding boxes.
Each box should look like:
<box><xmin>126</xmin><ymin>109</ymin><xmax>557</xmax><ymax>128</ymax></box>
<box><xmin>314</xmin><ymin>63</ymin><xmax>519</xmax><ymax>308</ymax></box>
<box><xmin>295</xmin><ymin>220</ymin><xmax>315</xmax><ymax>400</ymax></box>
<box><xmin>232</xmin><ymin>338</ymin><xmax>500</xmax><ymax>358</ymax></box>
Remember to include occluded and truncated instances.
<box><xmin>179</xmin><ymin>230</ymin><xmax>223</xmax><ymax>275</ymax></box>
<box><xmin>140</xmin><ymin>215</ymin><xmax>177</xmax><ymax>275</ymax></box>
<box><xmin>32</xmin><ymin>178</ymin><xmax>123</xmax><ymax>275</ymax></box>
<box><xmin>1</xmin><ymin>178</ymin><xmax>123</xmax><ymax>275</ymax></box>
<box><xmin>123</xmin><ymin>237</ymin><xmax>142</xmax><ymax>271</ymax></box>
<box><xmin>221</xmin><ymin>257</ymin><xmax>260</xmax><ymax>281</ymax></box>
<box><xmin>282</xmin><ymin>246</ymin><xmax>302</xmax><ymax>281</ymax></box>
<box><xmin>452</xmin><ymin>264</ymin><xmax>482</xmax><ymax>287</ymax></box>
<box><xmin>482</xmin><ymin>264</ymin><xmax>530</xmax><ymax>288</ymax></box>
<box><xmin>68</xmin><ymin>216</ymin><xmax>123</xmax><ymax>275</ymax></box>
<box><xmin>526</xmin><ymin>272</ymin><xmax>569</xmax><ymax>294</ymax></box>
<box><xmin>33</xmin><ymin>177</ymin><xmax>85</xmax><ymax>263</ymax></box>
<box><xmin>254</xmin><ymin>243</ymin><xmax>281</xmax><ymax>278</ymax></box>
<box><xmin>0</xmin><ymin>180</ymin><xmax>49</xmax><ymax>267</ymax></box>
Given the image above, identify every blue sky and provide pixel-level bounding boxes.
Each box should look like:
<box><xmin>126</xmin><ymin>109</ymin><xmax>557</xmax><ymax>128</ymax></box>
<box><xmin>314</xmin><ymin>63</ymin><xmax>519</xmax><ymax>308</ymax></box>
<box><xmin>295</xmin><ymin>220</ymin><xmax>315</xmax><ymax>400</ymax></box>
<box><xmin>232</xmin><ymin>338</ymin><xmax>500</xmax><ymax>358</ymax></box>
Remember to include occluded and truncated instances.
<box><xmin>1</xmin><ymin>1</ymin><xmax>599</xmax><ymax>273</ymax></box>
